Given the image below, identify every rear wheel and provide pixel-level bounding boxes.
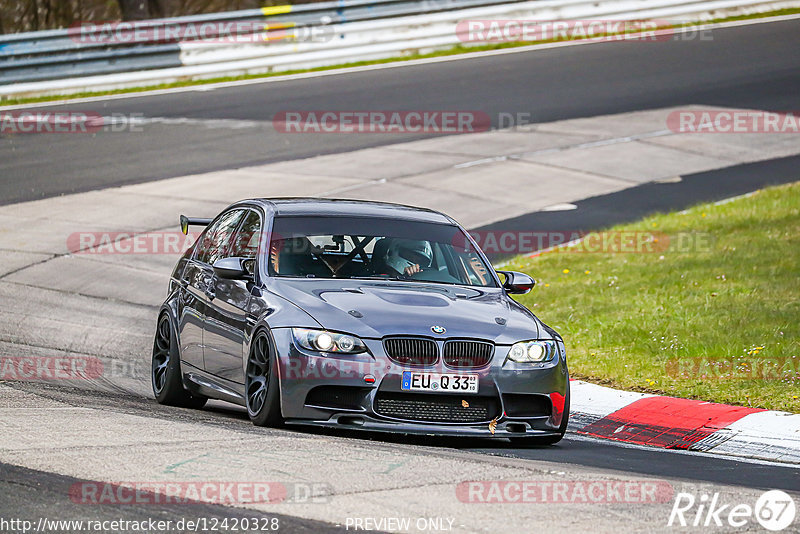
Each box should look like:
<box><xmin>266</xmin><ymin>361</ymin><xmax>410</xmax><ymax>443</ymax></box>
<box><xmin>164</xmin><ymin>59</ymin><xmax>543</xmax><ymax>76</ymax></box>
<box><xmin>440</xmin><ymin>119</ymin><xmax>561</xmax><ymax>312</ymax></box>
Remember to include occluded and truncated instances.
<box><xmin>245</xmin><ymin>330</ymin><xmax>282</xmax><ymax>427</ymax></box>
<box><xmin>509</xmin><ymin>384</ymin><xmax>570</xmax><ymax>446</ymax></box>
<box><xmin>151</xmin><ymin>313</ymin><xmax>207</xmax><ymax>409</ymax></box>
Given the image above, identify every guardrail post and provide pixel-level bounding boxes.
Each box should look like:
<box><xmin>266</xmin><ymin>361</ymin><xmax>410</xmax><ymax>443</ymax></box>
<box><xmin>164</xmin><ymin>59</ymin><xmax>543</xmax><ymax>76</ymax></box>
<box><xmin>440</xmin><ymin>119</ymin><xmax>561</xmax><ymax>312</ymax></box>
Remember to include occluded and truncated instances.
<box><xmin>119</xmin><ymin>0</ymin><xmax>165</xmax><ymax>21</ymax></box>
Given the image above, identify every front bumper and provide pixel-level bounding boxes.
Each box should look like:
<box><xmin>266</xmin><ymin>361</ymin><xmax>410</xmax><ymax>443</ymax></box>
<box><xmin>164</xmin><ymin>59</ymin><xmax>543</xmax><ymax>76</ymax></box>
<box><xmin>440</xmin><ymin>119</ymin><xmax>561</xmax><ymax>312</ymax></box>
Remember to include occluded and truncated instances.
<box><xmin>285</xmin><ymin>415</ymin><xmax>563</xmax><ymax>439</ymax></box>
<box><xmin>271</xmin><ymin>329</ymin><xmax>569</xmax><ymax>438</ymax></box>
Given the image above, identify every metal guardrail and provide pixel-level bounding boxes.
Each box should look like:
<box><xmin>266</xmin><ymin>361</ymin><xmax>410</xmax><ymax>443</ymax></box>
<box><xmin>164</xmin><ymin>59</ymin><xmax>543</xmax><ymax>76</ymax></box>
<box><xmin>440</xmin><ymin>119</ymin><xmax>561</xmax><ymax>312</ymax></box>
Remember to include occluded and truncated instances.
<box><xmin>1</xmin><ymin>0</ymin><xmax>798</xmax><ymax>97</ymax></box>
<box><xmin>0</xmin><ymin>0</ymin><xmax>527</xmax><ymax>85</ymax></box>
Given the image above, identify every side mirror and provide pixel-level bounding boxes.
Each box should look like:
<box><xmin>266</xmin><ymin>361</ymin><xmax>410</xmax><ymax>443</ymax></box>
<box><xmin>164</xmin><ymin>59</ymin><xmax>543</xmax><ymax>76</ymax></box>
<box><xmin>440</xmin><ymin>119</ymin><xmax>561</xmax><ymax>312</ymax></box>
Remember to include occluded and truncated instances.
<box><xmin>497</xmin><ymin>270</ymin><xmax>535</xmax><ymax>294</ymax></box>
<box><xmin>213</xmin><ymin>257</ymin><xmax>254</xmax><ymax>280</ymax></box>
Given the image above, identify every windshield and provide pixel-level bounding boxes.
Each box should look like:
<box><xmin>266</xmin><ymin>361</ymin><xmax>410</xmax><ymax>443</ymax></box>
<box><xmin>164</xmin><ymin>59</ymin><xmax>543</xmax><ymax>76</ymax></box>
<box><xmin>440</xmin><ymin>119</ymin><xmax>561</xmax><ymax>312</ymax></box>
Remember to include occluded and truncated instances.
<box><xmin>268</xmin><ymin>216</ymin><xmax>496</xmax><ymax>287</ymax></box>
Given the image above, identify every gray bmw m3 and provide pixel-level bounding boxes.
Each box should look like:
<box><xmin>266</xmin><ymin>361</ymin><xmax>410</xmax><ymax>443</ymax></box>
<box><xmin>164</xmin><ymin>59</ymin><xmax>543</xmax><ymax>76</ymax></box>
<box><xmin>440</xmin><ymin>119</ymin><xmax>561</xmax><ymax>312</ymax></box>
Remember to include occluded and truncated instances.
<box><xmin>152</xmin><ymin>198</ymin><xmax>569</xmax><ymax>445</ymax></box>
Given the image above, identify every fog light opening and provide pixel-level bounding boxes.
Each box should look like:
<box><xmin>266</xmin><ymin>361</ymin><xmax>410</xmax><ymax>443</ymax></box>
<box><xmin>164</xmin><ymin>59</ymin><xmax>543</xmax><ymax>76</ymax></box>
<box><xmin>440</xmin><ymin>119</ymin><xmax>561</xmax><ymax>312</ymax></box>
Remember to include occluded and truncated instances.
<box><xmin>338</xmin><ymin>416</ymin><xmax>365</xmax><ymax>426</ymax></box>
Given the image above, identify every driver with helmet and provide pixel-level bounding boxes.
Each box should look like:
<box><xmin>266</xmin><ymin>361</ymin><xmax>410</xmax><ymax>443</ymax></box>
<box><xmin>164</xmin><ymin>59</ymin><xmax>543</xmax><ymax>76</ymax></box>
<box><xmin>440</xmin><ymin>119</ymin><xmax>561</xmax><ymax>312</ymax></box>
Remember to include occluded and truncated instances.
<box><xmin>380</xmin><ymin>239</ymin><xmax>433</xmax><ymax>277</ymax></box>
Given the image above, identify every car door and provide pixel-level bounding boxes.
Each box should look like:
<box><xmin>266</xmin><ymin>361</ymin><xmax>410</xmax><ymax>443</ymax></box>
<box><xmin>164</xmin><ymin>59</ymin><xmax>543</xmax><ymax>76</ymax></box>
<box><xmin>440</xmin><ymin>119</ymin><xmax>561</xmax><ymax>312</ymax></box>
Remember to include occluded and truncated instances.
<box><xmin>202</xmin><ymin>208</ymin><xmax>262</xmax><ymax>384</ymax></box>
<box><xmin>178</xmin><ymin>258</ymin><xmax>210</xmax><ymax>371</ymax></box>
<box><xmin>180</xmin><ymin>208</ymin><xmax>246</xmax><ymax>372</ymax></box>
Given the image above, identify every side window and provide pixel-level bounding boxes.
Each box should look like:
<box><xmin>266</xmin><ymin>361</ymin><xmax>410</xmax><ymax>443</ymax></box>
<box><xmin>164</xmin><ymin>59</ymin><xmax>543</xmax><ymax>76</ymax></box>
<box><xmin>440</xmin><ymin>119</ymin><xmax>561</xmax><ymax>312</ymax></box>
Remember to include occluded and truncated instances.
<box><xmin>458</xmin><ymin>252</ymin><xmax>492</xmax><ymax>286</ymax></box>
<box><xmin>196</xmin><ymin>209</ymin><xmax>245</xmax><ymax>265</ymax></box>
<box><xmin>230</xmin><ymin>210</ymin><xmax>262</xmax><ymax>259</ymax></box>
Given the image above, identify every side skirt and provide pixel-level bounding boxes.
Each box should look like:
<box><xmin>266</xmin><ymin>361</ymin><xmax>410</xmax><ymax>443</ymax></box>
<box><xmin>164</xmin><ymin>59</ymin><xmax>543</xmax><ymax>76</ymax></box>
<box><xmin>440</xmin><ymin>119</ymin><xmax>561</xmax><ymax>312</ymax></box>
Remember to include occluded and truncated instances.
<box><xmin>182</xmin><ymin>362</ymin><xmax>246</xmax><ymax>406</ymax></box>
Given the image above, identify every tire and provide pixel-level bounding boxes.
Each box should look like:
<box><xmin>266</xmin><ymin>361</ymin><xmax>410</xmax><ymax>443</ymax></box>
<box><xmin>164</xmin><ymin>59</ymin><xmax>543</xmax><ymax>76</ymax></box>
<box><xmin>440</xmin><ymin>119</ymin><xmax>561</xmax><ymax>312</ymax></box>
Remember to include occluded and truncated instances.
<box><xmin>509</xmin><ymin>382</ymin><xmax>570</xmax><ymax>446</ymax></box>
<box><xmin>245</xmin><ymin>330</ymin><xmax>283</xmax><ymax>427</ymax></box>
<box><xmin>151</xmin><ymin>313</ymin><xmax>207</xmax><ymax>409</ymax></box>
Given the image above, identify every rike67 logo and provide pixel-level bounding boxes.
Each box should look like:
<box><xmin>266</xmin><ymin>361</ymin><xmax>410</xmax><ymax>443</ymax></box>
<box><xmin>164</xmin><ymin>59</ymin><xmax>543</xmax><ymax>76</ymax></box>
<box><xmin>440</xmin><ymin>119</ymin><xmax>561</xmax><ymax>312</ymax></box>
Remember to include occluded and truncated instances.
<box><xmin>668</xmin><ymin>490</ymin><xmax>796</xmax><ymax>531</ymax></box>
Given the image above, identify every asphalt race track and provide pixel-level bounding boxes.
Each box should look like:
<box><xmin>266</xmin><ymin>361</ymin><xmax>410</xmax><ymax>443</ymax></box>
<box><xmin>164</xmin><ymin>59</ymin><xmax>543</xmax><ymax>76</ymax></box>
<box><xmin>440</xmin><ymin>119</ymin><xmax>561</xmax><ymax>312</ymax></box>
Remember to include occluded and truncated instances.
<box><xmin>0</xmin><ymin>460</ymin><xmax>342</xmax><ymax>534</ymax></box>
<box><xmin>1</xmin><ymin>19</ymin><xmax>800</xmax><ymax>204</ymax></box>
<box><xmin>477</xmin><ymin>154</ymin><xmax>800</xmax><ymax>262</ymax></box>
<box><xmin>2</xmin><ymin>380</ymin><xmax>798</xmax><ymax>531</ymax></box>
<box><xmin>1</xmin><ymin>15</ymin><xmax>799</xmax><ymax>533</ymax></box>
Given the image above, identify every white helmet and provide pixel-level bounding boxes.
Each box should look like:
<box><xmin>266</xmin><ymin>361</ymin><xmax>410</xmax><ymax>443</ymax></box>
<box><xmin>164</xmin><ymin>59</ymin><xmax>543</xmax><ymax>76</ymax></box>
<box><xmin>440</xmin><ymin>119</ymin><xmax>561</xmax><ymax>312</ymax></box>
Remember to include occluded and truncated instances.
<box><xmin>385</xmin><ymin>239</ymin><xmax>433</xmax><ymax>274</ymax></box>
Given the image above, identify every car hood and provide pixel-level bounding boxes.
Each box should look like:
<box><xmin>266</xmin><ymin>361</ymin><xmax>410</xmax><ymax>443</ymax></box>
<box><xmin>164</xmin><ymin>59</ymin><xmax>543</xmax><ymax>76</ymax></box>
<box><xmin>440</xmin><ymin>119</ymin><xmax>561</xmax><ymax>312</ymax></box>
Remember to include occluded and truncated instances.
<box><xmin>264</xmin><ymin>279</ymin><xmax>544</xmax><ymax>344</ymax></box>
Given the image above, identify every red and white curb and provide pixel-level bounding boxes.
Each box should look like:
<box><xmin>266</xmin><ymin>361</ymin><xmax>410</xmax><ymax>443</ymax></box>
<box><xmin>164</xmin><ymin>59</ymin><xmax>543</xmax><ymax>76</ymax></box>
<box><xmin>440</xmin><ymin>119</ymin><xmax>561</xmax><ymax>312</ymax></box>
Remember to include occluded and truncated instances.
<box><xmin>569</xmin><ymin>380</ymin><xmax>800</xmax><ymax>464</ymax></box>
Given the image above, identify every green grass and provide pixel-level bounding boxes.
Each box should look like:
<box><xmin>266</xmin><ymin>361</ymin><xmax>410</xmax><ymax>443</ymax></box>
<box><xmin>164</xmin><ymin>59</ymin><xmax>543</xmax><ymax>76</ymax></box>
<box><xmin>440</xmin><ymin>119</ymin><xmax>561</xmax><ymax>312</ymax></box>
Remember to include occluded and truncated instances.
<box><xmin>504</xmin><ymin>182</ymin><xmax>800</xmax><ymax>413</ymax></box>
<box><xmin>2</xmin><ymin>7</ymin><xmax>799</xmax><ymax>107</ymax></box>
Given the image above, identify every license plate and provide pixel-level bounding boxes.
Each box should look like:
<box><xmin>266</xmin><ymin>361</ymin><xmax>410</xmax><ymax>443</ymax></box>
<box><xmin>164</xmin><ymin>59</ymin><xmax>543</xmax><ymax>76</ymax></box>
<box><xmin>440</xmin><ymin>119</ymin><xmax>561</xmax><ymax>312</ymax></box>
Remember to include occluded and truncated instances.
<box><xmin>401</xmin><ymin>371</ymin><xmax>479</xmax><ymax>393</ymax></box>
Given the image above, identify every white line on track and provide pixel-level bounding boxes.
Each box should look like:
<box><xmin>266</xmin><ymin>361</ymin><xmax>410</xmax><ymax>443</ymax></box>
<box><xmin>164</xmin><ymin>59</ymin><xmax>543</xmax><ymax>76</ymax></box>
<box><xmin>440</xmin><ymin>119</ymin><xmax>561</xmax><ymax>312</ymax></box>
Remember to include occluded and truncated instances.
<box><xmin>678</xmin><ymin>190</ymin><xmax>760</xmax><ymax>213</ymax></box>
<box><xmin>130</xmin><ymin>116</ymin><xmax>264</xmax><ymax>129</ymax></box>
<box><xmin>454</xmin><ymin>128</ymin><xmax>675</xmax><ymax>168</ymax></box>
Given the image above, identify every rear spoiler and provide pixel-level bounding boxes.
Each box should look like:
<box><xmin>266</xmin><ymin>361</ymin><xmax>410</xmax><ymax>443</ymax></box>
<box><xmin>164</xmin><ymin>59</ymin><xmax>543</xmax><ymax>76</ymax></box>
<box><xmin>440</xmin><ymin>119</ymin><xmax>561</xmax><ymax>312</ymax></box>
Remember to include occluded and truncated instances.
<box><xmin>180</xmin><ymin>215</ymin><xmax>212</xmax><ymax>235</ymax></box>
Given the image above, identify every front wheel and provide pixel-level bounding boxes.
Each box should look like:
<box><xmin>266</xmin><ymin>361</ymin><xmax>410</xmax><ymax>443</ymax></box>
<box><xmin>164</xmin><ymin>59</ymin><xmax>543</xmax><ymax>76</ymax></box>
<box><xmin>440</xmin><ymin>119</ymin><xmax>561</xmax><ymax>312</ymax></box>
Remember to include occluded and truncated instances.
<box><xmin>245</xmin><ymin>330</ymin><xmax>282</xmax><ymax>427</ymax></box>
<box><xmin>151</xmin><ymin>313</ymin><xmax>207</xmax><ymax>409</ymax></box>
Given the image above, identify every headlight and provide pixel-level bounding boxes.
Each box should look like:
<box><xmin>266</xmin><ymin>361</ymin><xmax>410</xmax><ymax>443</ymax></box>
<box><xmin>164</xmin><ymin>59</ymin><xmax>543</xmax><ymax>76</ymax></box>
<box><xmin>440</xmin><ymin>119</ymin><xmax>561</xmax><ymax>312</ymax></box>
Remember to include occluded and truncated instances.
<box><xmin>507</xmin><ymin>340</ymin><xmax>558</xmax><ymax>363</ymax></box>
<box><xmin>291</xmin><ymin>328</ymin><xmax>367</xmax><ymax>354</ymax></box>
